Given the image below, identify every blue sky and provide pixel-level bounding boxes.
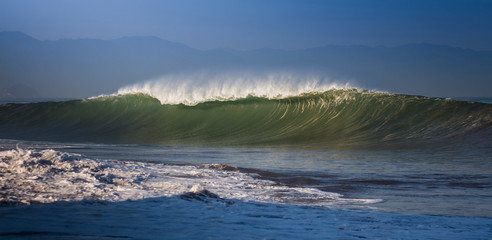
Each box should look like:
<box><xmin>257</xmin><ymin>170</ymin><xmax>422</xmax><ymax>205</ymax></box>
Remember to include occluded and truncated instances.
<box><xmin>1</xmin><ymin>0</ymin><xmax>492</xmax><ymax>50</ymax></box>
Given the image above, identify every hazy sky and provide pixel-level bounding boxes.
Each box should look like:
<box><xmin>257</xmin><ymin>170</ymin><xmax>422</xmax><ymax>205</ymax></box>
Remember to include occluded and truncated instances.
<box><xmin>1</xmin><ymin>0</ymin><xmax>492</xmax><ymax>50</ymax></box>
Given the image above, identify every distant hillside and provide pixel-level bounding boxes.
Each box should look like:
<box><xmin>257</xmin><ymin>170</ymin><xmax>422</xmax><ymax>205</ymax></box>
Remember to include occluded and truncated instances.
<box><xmin>0</xmin><ymin>83</ymin><xmax>40</xmax><ymax>99</ymax></box>
<box><xmin>1</xmin><ymin>31</ymin><xmax>491</xmax><ymax>99</ymax></box>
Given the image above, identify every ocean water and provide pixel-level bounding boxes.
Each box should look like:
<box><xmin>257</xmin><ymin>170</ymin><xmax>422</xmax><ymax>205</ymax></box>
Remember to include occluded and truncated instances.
<box><xmin>0</xmin><ymin>84</ymin><xmax>491</xmax><ymax>239</ymax></box>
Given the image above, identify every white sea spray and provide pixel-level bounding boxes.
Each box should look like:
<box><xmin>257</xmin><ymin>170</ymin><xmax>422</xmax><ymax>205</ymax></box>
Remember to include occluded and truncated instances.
<box><xmin>116</xmin><ymin>72</ymin><xmax>355</xmax><ymax>105</ymax></box>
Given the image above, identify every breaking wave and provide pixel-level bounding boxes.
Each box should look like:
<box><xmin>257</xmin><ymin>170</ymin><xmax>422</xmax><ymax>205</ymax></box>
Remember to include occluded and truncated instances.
<box><xmin>0</xmin><ymin>88</ymin><xmax>491</xmax><ymax>149</ymax></box>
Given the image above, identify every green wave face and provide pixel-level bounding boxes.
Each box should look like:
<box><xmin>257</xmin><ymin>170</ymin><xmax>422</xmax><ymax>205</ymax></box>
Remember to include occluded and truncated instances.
<box><xmin>1</xmin><ymin>89</ymin><xmax>491</xmax><ymax>149</ymax></box>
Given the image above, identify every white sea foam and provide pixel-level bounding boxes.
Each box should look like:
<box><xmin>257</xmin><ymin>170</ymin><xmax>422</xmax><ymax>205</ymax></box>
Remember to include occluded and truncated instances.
<box><xmin>0</xmin><ymin>148</ymin><xmax>379</xmax><ymax>206</ymax></box>
<box><xmin>116</xmin><ymin>72</ymin><xmax>355</xmax><ymax>105</ymax></box>
<box><xmin>1</xmin><ymin>147</ymin><xmax>490</xmax><ymax>239</ymax></box>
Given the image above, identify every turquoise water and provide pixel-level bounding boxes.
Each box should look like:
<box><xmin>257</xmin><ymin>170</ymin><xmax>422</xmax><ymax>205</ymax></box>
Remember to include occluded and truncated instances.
<box><xmin>1</xmin><ymin>90</ymin><xmax>491</xmax><ymax>149</ymax></box>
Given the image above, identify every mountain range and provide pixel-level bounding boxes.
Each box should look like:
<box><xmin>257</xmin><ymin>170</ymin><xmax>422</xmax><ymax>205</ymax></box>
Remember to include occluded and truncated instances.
<box><xmin>1</xmin><ymin>31</ymin><xmax>491</xmax><ymax>99</ymax></box>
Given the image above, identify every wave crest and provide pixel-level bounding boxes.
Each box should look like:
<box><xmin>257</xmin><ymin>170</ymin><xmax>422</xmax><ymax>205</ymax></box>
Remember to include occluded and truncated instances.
<box><xmin>117</xmin><ymin>72</ymin><xmax>354</xmax><ymax>105</ymax></box>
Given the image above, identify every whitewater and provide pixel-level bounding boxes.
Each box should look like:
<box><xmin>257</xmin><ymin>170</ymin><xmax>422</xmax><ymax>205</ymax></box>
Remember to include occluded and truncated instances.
<box><xmin>115</xmin><ymin>72</ymin><xmax>354</xmax><ymax>105</ymax></box>
<box><xmin>1</xmin><ymin>74</ymin><xmax>491</xmax><ymax>239</ymax></box>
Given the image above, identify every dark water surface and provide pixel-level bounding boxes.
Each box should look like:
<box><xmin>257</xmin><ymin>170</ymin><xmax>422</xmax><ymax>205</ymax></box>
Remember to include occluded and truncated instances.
<box><xmin>2</xmin><ymin>139</ymin><xmax>491</xmax><ymax>217</ymax></box>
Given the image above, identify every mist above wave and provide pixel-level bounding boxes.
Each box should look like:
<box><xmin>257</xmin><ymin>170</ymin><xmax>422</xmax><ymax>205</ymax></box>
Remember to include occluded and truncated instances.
<box><xmin>116</xmin><ymin>72</ymin><xmax>354</xmax><ymax>105</ymax></box>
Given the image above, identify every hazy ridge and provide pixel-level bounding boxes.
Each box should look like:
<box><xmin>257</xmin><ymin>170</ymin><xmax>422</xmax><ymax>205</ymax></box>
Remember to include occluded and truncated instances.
<box><xmin>1</xmin><ymin>31</ymin><xmax>492</xmax><ymax>99</ymax></box>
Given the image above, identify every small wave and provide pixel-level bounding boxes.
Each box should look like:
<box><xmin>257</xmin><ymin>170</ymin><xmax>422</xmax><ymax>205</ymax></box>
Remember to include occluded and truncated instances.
<box><xmin>0</xmin><ymin>148</ymin><xmax>379</xmax><ymax>206</ymax></box>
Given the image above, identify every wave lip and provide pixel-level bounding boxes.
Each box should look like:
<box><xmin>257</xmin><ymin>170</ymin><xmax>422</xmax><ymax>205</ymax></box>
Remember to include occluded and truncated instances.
<box><xmin>116</xmin><ymin>72</ymin><xmax>354</xmax><ymax>105</ymax></box>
